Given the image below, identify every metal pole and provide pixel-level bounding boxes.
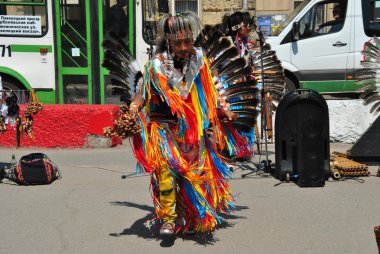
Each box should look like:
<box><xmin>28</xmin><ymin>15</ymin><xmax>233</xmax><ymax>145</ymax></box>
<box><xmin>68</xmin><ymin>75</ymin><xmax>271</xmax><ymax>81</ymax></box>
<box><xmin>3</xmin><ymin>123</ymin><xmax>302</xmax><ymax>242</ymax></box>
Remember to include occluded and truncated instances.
<box><xmin>259</xmin><ymin>37</ymin><xmax>269</xmax><ymax>164</ymax></box>
<box><xmin>242</xmin><ymin>0</ymin><xmax>248</xmax><ymax>10</ymax></box>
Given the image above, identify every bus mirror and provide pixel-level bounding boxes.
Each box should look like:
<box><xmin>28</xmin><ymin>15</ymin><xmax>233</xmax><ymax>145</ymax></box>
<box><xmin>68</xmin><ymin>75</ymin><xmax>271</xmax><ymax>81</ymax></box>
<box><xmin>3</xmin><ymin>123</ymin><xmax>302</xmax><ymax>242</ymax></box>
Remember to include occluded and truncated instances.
<box><xmin>292</xmin><ymin>22</ymin><xmax>300</xmax><ymax>41</ymax></box>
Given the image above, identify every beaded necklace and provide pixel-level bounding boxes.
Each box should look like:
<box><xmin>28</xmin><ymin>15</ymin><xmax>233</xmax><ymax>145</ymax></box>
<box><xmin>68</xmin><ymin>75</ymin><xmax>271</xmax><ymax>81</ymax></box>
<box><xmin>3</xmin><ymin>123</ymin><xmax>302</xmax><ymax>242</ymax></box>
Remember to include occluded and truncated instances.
<box><xmin>160</xmin><ymin>48</ymin><xmax>196</xmax><ymax>89</ymax></box>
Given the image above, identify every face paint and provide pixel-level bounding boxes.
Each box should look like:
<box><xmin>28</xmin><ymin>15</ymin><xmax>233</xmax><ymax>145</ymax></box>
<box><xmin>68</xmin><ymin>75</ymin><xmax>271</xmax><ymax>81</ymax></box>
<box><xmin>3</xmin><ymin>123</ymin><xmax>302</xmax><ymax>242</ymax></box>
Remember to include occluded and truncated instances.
<box><xmin>168</xmin><ymin>31</ymin><xmax>194</xmax><ymax>59</ymax></box>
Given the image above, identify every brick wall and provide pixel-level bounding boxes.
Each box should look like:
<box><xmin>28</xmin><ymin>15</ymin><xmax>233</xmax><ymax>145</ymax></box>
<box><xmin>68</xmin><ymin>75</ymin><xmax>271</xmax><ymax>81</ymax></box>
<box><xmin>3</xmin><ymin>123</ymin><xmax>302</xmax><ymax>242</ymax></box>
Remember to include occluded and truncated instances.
<box><xmin>201</xmin><ymin>0</ymin><xmax>255</xmax><ymax>25</ymax></box>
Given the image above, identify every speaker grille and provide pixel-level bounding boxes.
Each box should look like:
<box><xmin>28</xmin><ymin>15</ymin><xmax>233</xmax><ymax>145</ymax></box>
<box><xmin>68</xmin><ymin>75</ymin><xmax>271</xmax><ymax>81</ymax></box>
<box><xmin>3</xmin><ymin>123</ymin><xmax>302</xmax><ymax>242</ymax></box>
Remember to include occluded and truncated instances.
<box><xmin>275</xmin><ymin>89</ymin><xmax>329</xmax><ymax>187</ymax></box>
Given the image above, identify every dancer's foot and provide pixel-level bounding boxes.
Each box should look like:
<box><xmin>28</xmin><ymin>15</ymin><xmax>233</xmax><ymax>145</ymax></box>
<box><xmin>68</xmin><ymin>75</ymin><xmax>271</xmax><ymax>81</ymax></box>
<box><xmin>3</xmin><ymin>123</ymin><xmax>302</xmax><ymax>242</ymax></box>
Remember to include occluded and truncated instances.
<box><xmin>185</xmin><ymin>229</ymin><xmax>196</xmax><ymax>235</ymax></box>
<box><xmin>160</xmin><ymin>221</ymin><xmax>175</xmax><ymax>236</ymax></box>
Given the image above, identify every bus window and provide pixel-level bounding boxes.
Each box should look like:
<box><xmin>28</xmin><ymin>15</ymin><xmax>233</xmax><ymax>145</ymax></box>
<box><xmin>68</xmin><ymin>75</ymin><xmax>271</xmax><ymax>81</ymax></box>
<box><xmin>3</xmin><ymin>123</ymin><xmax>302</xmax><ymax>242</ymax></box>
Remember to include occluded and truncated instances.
<box><xmin>363</xmin><ymin>0</ymin><xmax>380</xmax><ymax>36</ymax></box>
<box><xmin>63</xmin><ymin>75</ymin><xmax>88</xmax><ymax>104</ymax></box>
<box><xmin>103</xmin><ymin>0</ymin><xmax>132</xmax><ymax>104</ymax></box>
<box><xmin>141</xmin><ymin>0</ymin><xmax>169</xmax><ymax>46</ymax></box>
<box><xmin>104</xmin><ymin>0</ymin><xmax>129</xmax><ymax>44</ymax></box>
<box><xmin>0</xmin><ymin>0</ymin><xmax>48</xmax><ymax>37</ymax></box>
<box><xmin>59</xmin><ymin>0</ymin><xmax>88</xmax><ymax>68</ymax></box>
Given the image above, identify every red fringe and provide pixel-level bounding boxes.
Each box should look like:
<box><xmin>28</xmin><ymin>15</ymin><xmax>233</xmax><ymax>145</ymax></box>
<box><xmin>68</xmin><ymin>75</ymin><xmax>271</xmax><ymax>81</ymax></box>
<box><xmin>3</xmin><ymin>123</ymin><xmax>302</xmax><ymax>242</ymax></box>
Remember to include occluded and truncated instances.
<box><xmin>226</xmin><ymin>123</ymin><xmax>253</xmax><ymax>158</ymax></box>
<box><xmin>132</xmin><ymin>135</ymin><xmax>154</xmax><ymax>173</ymax></box>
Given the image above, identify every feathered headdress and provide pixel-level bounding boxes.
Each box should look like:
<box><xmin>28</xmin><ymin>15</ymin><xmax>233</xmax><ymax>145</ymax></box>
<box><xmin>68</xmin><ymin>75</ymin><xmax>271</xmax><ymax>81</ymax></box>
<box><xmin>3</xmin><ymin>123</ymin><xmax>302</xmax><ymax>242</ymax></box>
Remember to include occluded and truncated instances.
<box><xmin>194</xmin><ymin>12</ymin><xmax>287</xmax><ymax>130</ymax></box>
<box><xmin>101</xmin><ymin>12</ymin><xmax>202</xmax><ymax>104</ymax></box>
<box><xmin>221</xmin><ymin>11</ymin><xmax>254</xmax><ymax>37</ymax></box>
<box><xmin>194</xmin><ymin>24</ymin><xmax>258</xmax><ymax>130</ymax></box>
<box><xmin>155</xmin><ymin>12</ymin><xmax>202</xmax><ymax>53</ymax></box>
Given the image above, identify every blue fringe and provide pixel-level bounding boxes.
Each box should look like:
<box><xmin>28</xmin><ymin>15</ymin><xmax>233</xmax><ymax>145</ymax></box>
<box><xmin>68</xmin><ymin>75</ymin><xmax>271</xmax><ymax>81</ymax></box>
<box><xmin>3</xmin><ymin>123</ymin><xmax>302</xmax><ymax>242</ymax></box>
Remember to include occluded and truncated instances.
<box><xmin>224</xmin><ymin>126</ymin><xmax>238</xmax><ymax>156</ymax></box>
<box><xmin>183</xmin><ymin>180</ymin><xmax>220</xmax><ymax>224</ymax></box>
<box><xmin>183</xmin><ymin>181</ymin><xmax>206</xmax><ymax>219</ymax></box>
<box><xmin>205</xmin><ymin>133</ymin><xmax>231</xmax><ymax>178</ymax></box>
<box><xmin>194</xmin><ymin>73</ymin><xmax>210</xmax><ymax>129</ymax></box>
<box><xmin>238</xmin><ymin>128</ymin><xmax>256</xmax><ymax>148</ymax></box>
<box><xmin>178</xmin><ymin>118</ymin><xmax>186</xmax><ymax>139</ymax></box>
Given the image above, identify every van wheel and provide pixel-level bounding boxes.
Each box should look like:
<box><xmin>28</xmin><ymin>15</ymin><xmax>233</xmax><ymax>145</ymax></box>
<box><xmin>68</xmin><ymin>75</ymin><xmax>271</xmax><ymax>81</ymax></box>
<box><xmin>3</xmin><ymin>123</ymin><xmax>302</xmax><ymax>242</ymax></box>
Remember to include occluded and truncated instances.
<box><xmin>271</xmin><ymin>77</ymin><xmax>297</xmax><ymax>109</ymax></box>
<box><xmin>285</xmin><ymin>77</ymin><xmax>297</xmax><ymax>93</ymax></box>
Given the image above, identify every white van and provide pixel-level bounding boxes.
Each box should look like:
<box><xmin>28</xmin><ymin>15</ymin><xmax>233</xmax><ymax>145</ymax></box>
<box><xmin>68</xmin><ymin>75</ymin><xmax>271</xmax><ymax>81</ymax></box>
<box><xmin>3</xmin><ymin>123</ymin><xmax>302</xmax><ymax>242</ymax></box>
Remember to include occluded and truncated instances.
<box><xmin>266</xmin><ymin>0</ymin><xmax>379</xmax><ymax>95</ymax></box>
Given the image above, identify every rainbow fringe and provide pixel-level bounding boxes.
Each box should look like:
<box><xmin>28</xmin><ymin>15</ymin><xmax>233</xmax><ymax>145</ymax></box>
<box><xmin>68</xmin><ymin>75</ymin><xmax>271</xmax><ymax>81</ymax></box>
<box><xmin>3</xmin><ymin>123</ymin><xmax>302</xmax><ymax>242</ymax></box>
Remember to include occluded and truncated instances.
<box><xmin>132</xmin><ymin>53</ymin><xmax>235</xmax><ymax>232</ymax></box>
<box><xmin>223</xmin><ymin>123</ymin><xmax>254</xmax><ymax>159</ymax></box>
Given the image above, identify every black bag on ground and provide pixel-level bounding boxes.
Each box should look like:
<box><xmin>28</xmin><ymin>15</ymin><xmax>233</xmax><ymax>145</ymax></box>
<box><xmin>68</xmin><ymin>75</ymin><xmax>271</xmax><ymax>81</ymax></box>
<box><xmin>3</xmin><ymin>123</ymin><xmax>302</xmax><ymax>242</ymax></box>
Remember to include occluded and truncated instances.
<box><xmin>11</xmin><ymin>153</ymin><xmax>60</xmax><ymax>185</ymax></box>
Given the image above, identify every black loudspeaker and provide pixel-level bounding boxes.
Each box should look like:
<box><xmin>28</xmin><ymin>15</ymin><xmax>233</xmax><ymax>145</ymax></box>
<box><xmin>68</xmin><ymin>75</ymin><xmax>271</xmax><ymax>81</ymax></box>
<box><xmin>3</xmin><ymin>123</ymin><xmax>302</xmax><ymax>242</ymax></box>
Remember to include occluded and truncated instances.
<box><xmin>348</xmin><ymin>115</ymin><xmax>380</xmax><ymax>164</ymax></box>
<box><xmin>275</xmin><ymin>89</ymin><xmax>330</xmax><ymax>187</ymax></box>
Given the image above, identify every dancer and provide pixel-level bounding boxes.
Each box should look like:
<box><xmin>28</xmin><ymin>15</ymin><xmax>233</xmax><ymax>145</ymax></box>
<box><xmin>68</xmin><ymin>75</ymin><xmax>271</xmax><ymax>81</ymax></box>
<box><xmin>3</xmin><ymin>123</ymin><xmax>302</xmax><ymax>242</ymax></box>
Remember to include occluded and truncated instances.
<box><xmin>220</xmin><ymin>11</ymin><xmax>259</xmax><ymax>160</ymax></box>
<box><xmin>120</xmin><ymin>12</ymin><xmax>236</xmax><ymax>235</ymax></box>
<box><xmin>219</xmin><ymin>11</ymin><xmax>285</xmax><ymax>160</ymax></box>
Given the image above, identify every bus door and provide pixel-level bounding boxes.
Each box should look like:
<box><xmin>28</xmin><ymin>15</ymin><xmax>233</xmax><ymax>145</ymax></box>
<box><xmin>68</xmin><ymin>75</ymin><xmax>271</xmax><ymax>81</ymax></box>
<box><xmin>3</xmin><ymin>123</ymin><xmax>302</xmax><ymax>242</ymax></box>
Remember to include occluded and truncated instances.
<box><xmin>55</xmin><ymin>0</ymin><xmax>134</xmax><ymax>104</ymax></box>
<box><xmin>102</xmin><ymin>0</ymin><xmax>135</xmax><ymax>104</ymax></box>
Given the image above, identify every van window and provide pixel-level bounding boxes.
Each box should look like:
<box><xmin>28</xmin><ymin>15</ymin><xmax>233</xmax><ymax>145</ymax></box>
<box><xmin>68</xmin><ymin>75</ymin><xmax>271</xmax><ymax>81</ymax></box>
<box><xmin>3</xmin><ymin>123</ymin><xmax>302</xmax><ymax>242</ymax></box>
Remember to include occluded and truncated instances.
<box><xmin>273</xmin><ymin>0</ymin><xmax>310</xmax><ymax>36</ymax></box>
<box><xmin>362</xmin><ymin>0</ymin><xmax>380</xmax><ymax>36</ymax></box>
<box><xmin>297</xmin><ymin>1</ymin><xmax>347</xmax><ymax>40</ymax></box>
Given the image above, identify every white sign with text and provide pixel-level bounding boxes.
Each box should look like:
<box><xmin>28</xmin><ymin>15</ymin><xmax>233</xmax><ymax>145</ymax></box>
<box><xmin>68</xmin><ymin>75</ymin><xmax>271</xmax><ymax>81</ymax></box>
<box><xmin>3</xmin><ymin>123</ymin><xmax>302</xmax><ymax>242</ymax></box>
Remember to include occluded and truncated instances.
<box><xmin>0</xmin><ymin>15</ymin><xmax>42</xmax><ymax>36</ymax></box>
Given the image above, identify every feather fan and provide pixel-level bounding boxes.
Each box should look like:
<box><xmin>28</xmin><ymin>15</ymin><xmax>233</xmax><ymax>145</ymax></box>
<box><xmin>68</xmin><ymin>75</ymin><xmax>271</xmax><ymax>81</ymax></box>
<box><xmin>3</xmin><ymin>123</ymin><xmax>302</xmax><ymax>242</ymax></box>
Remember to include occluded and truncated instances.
<box><xmin>102</xmin><ymin>31</ymin><xmax>142</xmax><ymax>103</ymax></box>
<box><xmin>356</xmin><ymin>37</ymin><xmax>380</xmax><ymax>112</ymax></box>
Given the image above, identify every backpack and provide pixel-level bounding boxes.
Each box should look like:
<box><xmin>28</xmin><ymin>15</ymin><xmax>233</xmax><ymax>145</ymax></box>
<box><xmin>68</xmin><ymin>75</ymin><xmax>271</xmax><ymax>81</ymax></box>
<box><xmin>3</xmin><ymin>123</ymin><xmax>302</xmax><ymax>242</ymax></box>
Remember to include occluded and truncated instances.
<box><xmin>9</xmin><ymin>153</ymin><xmax>61</xmax><ymax>185</ymax></box>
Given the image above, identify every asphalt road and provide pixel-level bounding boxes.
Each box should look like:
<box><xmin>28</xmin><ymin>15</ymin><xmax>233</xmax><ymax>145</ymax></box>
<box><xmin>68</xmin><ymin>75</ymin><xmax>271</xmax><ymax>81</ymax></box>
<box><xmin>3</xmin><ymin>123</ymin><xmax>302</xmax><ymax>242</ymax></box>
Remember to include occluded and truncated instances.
<box><xmin>0</xmin><ymin>143</ymin><xmax>379</xmax><ymax>254</ymax></box>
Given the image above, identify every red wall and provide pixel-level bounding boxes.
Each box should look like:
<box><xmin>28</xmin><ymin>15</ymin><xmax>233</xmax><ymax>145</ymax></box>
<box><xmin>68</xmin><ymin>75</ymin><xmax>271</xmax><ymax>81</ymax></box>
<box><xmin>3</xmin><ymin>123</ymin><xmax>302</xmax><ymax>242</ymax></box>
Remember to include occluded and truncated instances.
<box><xmin>0</xmin><ymin>105</ymin><xmax>119</xmax><ymax>148</ymax></box>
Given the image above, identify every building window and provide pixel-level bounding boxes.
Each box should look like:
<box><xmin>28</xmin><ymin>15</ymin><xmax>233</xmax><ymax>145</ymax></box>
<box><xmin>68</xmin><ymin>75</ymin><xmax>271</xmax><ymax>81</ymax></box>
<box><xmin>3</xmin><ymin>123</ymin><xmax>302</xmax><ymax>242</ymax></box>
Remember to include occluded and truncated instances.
<box><xmin>175</xmin><ymin>0</ymin><xmax>198</xmax><ymax>15</ymax></box>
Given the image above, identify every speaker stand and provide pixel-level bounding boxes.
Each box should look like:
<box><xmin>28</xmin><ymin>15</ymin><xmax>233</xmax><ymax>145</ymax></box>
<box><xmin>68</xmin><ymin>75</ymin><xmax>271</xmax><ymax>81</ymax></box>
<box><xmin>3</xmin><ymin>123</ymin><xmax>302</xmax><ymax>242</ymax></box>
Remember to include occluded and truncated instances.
<box><xmin>239</xmin><ymin>122</ymin><xmax>273</xmax><ymax>178</ymax></box>
<box><xmin>240</xmin><ymin>158</ymin><xmax>272</xmax><ymax>178</ymax></box>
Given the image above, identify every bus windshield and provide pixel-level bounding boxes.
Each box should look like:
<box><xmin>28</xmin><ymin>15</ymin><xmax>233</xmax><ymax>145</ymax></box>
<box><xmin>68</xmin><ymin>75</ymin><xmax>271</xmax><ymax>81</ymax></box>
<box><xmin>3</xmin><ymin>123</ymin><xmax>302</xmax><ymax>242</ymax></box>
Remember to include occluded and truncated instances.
<box><xmin>272</xmin><ymin>0</ymin><xmax>311</xmax><ymax>36</ymax></box>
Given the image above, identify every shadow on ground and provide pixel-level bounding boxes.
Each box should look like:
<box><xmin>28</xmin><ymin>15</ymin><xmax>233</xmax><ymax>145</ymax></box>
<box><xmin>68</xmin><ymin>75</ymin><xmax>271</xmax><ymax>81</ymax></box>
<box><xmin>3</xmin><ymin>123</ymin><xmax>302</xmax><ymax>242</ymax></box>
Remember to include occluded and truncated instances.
<box><xmin>109</xmin><ymin>201</ymin><xmax>248</xmax><ymax>246</ymax></box>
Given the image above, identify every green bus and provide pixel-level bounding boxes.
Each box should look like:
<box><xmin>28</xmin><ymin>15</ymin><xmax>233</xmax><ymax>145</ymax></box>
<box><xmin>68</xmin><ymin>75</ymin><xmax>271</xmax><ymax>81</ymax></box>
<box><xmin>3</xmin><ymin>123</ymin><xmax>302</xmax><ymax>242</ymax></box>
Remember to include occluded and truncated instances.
<box><xmin>0</xmin><ymin>0</ymin><xmax>191</xmax><ymax>104</ymax></box>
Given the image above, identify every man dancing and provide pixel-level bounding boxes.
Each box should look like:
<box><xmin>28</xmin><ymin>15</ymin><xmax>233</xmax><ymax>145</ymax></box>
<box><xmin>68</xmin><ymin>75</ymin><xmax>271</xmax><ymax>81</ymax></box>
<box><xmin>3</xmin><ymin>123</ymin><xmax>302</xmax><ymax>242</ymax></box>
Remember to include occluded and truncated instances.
<box><xmin>130</xmin><ymin>12</ymin><xmax>236</xmax><ymax>236</ymax></box>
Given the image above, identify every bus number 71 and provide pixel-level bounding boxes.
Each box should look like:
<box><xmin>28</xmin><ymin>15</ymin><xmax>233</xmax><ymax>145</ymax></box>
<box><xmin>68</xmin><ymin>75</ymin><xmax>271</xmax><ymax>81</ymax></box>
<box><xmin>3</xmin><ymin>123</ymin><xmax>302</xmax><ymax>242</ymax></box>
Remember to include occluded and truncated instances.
<box><xmin>0</xmin><ymin>45</ymin><xmax>11</xmax><ymax>57</ymax></box>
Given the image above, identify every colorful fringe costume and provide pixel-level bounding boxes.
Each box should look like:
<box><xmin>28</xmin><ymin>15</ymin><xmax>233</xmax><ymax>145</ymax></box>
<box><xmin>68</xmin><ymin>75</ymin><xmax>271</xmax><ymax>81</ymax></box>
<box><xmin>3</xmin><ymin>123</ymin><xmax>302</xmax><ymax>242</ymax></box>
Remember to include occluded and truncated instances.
<box><xmin>132</xmin><ymin>48</ymin><xmax>235</xmax><ymax>233</ymax></box>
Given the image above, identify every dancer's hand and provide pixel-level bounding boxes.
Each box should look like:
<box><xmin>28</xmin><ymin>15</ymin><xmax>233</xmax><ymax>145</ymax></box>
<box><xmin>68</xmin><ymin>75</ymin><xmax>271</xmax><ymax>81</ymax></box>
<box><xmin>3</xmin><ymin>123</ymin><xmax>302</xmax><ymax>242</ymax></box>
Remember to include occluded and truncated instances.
<box><xmin>223</xmin><ymin>109</ymin><xmax>238</xmax><ymax>121</ymax></box>
<box><xmin>129</xmin><ymin>95</ymin><xmax>144</xmax><ymax>117</ymax></box>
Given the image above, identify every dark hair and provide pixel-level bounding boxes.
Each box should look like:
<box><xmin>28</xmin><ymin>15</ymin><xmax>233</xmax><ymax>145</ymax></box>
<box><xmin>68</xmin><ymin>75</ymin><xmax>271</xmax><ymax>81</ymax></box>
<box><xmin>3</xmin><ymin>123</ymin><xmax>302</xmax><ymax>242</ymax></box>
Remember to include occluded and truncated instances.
<box><xmin>333</xmin><ymin>3</ymin><xmax>346</xmax><ymax>19</ymax></box>
<box><xmin>221</xmin><ymin>11</ymin><xmax>254</xmax><ymax>37</ymax></box>
<box><xmin>333</xmin><ymin>5</ymin><xmax>341</xmax><ymax>12</ymax></box>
